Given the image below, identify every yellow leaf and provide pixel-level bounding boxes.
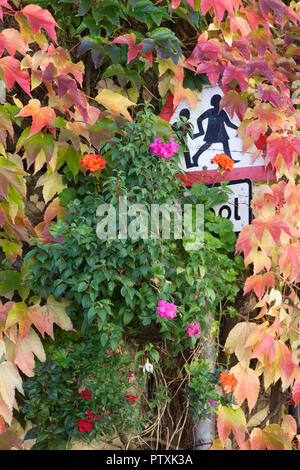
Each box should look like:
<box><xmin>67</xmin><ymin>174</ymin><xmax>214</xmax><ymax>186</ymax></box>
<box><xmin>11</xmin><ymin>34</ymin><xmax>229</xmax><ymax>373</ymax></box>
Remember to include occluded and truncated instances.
<box><xmin>95</xmin><ymin>89</ymin><xmax>135</xmax><ymax>121</ymax></box>
<box><xmin>224</xmin><ymin>322</ymin><xmax>257</xmax><ymax>366</ymax></box>
<box><xmin>0</xmin><ymin>361</ymin><xmax>23</xmax><ymax>410</ymax></box>
<box><xmin>36</xmin><ymin>171</ymin><xmax>66</xmax><ymax>203</ymax></box>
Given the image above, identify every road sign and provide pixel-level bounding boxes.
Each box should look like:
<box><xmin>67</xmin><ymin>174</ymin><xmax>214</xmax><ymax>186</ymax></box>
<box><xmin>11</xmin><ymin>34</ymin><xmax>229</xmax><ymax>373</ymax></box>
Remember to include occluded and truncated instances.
<box><xmin>210</xmin><ymin>178</ymin><xmax>252</xmax><ymax>232</ymax></box>
<box><xmin>160</xmin><ymin>85</ymin><xmax>276</xmax><ymax>185</ymax></box>
<box><xmin>184</xmin><ymin>179</ymin><xmax>252</xmax><ymax>232</ymax></box>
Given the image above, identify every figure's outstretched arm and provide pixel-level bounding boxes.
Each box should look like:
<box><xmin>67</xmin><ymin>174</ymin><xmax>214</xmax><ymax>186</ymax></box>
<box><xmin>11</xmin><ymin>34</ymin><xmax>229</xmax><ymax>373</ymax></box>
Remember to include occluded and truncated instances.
<box><xmin>223</xmin><ymin>113</ymin><xmax>238</xmax><ymax>130</ymax></box>
<box><xmin>193</xmin><ymin>110</ymin><xmax>209</xmax><ymax>138</ymax></box>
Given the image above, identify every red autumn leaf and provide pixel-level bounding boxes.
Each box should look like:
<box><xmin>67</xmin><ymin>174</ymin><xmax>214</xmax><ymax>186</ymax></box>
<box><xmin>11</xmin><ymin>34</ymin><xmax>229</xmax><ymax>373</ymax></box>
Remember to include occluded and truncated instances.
<box><xmin>220</xmin><ymin>90</ymin><xmax>248</xmax><ymax>120</ymax></box>
<box><xmin>112</xmin><ymin>33</ymin><xmax>143</xmax><ymax>64</ymax></box>
<box><xmin>249</xmin><ymin>29</ymin><xmax>273</xmax><ymax>58</ymax></box>
<box><xmin>232</xmin><ymin>38</ymin><xmax>251</xmax><ymax>61</ymax></box>
<box><xmin>0</xmin><ymin>0</ymin><xmax>12</xmax><ymax>22</ymax></box>
<box><xmin>292</xmin><ymin>380</ymin><xmax>300</xmax><ymax>406</ymax></box>
<box><xmin>243</xmin><ymin>272</ymin><xmax>275</xmax><ymax>300</ymax></box>
<box><xmin>235</xmin><ymin>224</ymin><xmax>255</xmax><ymax>259</ymax></box>
<box><xmin>221</xmin><ymin>64</ymin><xmax>248</xmax><ymax>93</ymax></box>
<box><xmin>195</xmin><ymin>62</ymin><xmax>223</xmax><ymax>88</ymax></box>
<box><xmin>0</xmin><ymin>56</ymin><xmax>31</xmax><ymax>96</ymax></box>
<box><xmin>259</xmin><ymin>0</ymin><xmax>298</xmax><ymax>25</ymax></box>
<box><xmin>245</xmin><ymin>119</ymin><xmax>268</xmax><ymax>142</ymax></box>
<box><xmin>187</xmin><ymin>33</ymin><xmax>223</xmax><ymax>64</ymax></box>
<box><xmin>249</xmin><ymin>330</ymin><xmax>276</xmax><ymax>367</ymax></box>
<box><xmin>267</xmin><ymin>133</ymin><xmax>300</xmax><ymax>170</ymax></box>
<box><xmin>252</xmin><ymin>215</ymin><xmax>292</xmax><ymax>245</ymax></box>
<box><xmin>246</xmin><ymin>59</ymin><xmax>273</xmax><ymax>83</ymax></box>
<box><xmin>21</xmin><ymin>5</ymin><xmax>59</xmax><ymax>44</ymax></box>
<box><xmin>279</xmin><ymin>244</ymin><xmax>300</xmax><ymax>283</ymax></box>
<box><xmin>16</xmin><ymin>99</ymin><xmax>56</xmax><ymax>137</ymax></box>
<box><xmin>201</xmin><ymin>0</ymin><xmax>235</xmax><ymax>24</ymax></box>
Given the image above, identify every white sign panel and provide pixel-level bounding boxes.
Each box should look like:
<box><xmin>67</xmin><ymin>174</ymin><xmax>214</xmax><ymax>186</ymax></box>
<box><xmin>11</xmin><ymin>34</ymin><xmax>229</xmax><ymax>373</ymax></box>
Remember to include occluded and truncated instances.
<box><xmin>210</xmin><ymin>179</ymin><xmax>252</xmax><ymax>232</ymax></box>
<box><xmin>170</xmin><ymin>85</ymin><xmax>265</xmax><ymax>173</ymax></box>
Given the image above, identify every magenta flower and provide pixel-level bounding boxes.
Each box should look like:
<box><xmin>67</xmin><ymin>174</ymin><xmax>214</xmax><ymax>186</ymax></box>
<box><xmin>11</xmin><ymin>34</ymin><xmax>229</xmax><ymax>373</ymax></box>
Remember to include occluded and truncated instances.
<box><xmin>186</xmin><ymin>321</ymin><xmax>200</xmax><ymax>338</ymax></box>
<box><xmin>156</xmin><ymin>300</ymin><xmax>177</xmax><ymax>319</ymax></box>
<box><xmin>209</xmin><ymin>399</ymin><xmax>217</xmax><ymax>406</ymax></box>
<box><xmin>150</xmin><ymin>138</ymin><xmax>179</xmax><ymax>159</ymax></box>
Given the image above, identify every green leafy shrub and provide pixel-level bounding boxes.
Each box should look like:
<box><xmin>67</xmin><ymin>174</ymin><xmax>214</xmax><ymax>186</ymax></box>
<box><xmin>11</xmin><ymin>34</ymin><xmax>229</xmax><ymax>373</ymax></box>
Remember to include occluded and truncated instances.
<box><xmin>23</xmin><ymin>105</ymin><xmax>243</xmax><ymax>448</ymax></box>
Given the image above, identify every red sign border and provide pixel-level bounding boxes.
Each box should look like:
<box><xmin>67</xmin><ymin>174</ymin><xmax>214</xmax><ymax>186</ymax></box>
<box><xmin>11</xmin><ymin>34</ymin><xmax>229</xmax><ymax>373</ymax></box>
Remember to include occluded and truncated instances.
<box><xmin>159</xmin><ymin>93</ymin><xmax>276</xmax><ymax>186</ymax></box>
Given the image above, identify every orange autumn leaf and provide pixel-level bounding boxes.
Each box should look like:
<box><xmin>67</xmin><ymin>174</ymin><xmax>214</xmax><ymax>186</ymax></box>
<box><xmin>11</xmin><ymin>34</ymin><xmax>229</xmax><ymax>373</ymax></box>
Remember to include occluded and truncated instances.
<box><xmin>230</xmin><ymin>364</ymin><xmax>260</xmax><ymax>412</ymax></box>
<box><xmin>252</xmin><ymin>215</ymin><xmax>292</xmax><ymax>245</ymax></box>
<box><xmin>243</xmin><ymin>271</ymin><xmax>275</xmax><ymax>300</ymax></box>
<box><xmin>16</xmin><ymin>99</ymin><xmax>56</xmax><ymax>137</ymax></box>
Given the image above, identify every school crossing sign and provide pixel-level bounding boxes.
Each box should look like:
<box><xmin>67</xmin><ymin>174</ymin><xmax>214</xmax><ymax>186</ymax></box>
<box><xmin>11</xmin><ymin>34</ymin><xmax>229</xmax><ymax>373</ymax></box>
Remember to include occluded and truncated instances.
<box><xmin>160</xmin><ymin>85</ymin><xmax>276</xmax><ymax>185</ymax></box>
<box><xmin>160</xmin><ymin>85</ymin><xmax>275</xmax><ymax>231</ymax></box>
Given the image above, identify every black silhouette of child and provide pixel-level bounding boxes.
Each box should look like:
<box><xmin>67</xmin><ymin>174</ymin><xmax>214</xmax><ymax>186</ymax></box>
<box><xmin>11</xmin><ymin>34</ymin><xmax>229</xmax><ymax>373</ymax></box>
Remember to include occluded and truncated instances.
<box><xmin>191</xmin><ymin>94</ymin><xmax>239</xmax><ymax>168</ymax></box>
<box><xmin>171</xmin><ymin>108</ymin><xmax>195</xmax><ymax>169</ymax></box>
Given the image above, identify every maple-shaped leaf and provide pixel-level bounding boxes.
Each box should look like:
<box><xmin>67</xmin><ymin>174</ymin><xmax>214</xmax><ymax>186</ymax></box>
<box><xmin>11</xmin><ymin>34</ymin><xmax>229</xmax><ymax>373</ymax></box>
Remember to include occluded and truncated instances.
<box><xmin>252</xmin><ymin>215</ymin><xmax>292</xmax><ymax>245</ymax></box>
<box><xmin>0</xmin><ymin>29</ymin><xmax>28</xmax><ymax>58</ymax></box>
<box><xmin>246</xmin><ymin>326</ymin><xmax>276</xmax><ymax>367</ymax></box>
<box><xmin>0</xmin><ymin>361</ymin><xmax>23</xmax><ymax>411</ymax></box>
<box><xmin>16</xmin><ymin>99</ymin><xmax>56</xmax><ymax>137</ymax></box>
<box><xmin>20</xmin><ymin>4</ymin><xmax>59</xmax><ymax>44</ymax></box>
<box><xmin>112</xmin><ymin>33</ymin><xmax>143</xmax><ymax>64</ymax></box>
<box><xmin>292</xmin><ymin>379</ymin><xmax>300</xmax><ymax>406</ymax></box>
<box><xmin>41</xmin><ymin>296</ymin><xmax>74</xmax><ymax>339</ymax></box>
<box><xmin>245</xmin><ymin>118</ymin><xmax>268</xmax><ymax>143</ymax></box>
<box><xmin>170</xmin><ymin>76</ymin><xmax>198</xmax><ymax>109</ymax></box>
<box><xmin>249</xmin><ymin>425</ymin><xmax>291</xmax><ymax>450</ymax></box>
<box><xmin>4</xmin><ymin>327</ymin><xmax>45</xmax><ymax>377</ymax></box>
<box><xmin>0</xmin><ymin>0</ymin><xmax>12</xmax><ymax>22</ymax></box>
<box><xmin>243</xmin><ymin>272</ymin><xmax>275</xmax><ymax>300</ymax></box>
<box><xmin>259</xmin><ymin>0</ymin><xmax>298</xmax><ymax>25</ymax></box>
<box><xmin>230</xmin><ymin>363</ymin><xmax>260</xmax><ymax>412</ymax></box>
<box><xmin>267</xmin><ymin>133</ymin><xmax>300</xmax><ymax>170</ymax></box>
<box><xmin>279</xmin><ymin>244</ymin><xmax>300</xmax><ymax>282</ymax></box>
<box><xmin>232</xmin><ymin>38</ymin><xmax>251</xmax><ymax>61</ymax></box>
<box><xmin>217</xmin><ymin>405</ymin><xmax>247</xmax><ymax>449</ymax></box>
<box><xmin>195</xmin><ymin>62</ymin><xmax>223</xmax><ymax>88</ymax></box>
<box><xmin>95</xmin><ymin>89</ymin><xmax>135</xmax><ymax>121</ymax></box>
<box><xmin>245</xmin><ymin>248</ymin><xmax>271</xmax><ymax>275</ymax></box>
<box><xmin>201</xmin><ymin>0</ymin><xmax>235</xmax><ymax>24</ymax></box>
<box><xmin>187</xmin><ymin>32</ymin><xmax>223</xmax><ymax>64</ymax></box>
<box><xmin>246</xmin><ymin>59</ymin><xmax>273</xmax><ymax>83</ymax></box>
<box><xmin>220</xmin><ymin>90</ymin><xmax>248</xmax><ymax>120</ymax></box>
<box><xmin>36</xmin><ymin>171</ymin><xmax>66</xmax><ymax>203</ymax></box>
<box><xmin>0</xmin><ymin>56</ymin><xmax>31</xmax><ymax>96</ymax></box>
<box><xmin>224</xmin><ymin>321</ymin><xmax>257</xmax><ymax>366</ymax></box>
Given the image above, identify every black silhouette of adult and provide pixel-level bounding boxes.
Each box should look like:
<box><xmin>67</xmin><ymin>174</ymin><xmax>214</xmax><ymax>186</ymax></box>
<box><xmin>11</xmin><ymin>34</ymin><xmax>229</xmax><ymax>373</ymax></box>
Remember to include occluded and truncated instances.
<box><xmin>171</xmin><ymin>108</ymin><xmax>195</xmax><ymax>169</ymax></box>
<box><xmin>191</xmin><ymin>94</ymin><xmax>239</xmax><ymax>167</ymax></box>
